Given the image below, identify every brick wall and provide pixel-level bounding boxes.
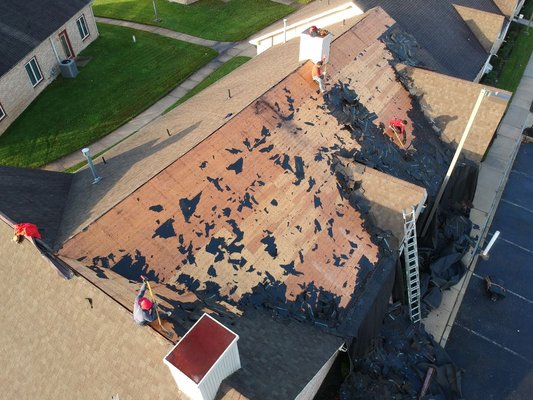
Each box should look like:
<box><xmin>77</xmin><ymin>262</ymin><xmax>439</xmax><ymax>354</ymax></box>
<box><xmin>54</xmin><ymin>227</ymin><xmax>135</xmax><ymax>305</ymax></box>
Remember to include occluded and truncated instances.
<box><xmin>0</xmin><ymin>3</ymin><xmax>98</xmax><ymax>136</ymax></box>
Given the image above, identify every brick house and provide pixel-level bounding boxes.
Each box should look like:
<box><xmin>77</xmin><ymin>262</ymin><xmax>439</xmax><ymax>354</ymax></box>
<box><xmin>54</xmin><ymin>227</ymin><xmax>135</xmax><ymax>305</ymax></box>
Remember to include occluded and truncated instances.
<box><xmin>0</xmin><ymin>0</ymin><xmax>98</xmax><ymax>136</ymax></box>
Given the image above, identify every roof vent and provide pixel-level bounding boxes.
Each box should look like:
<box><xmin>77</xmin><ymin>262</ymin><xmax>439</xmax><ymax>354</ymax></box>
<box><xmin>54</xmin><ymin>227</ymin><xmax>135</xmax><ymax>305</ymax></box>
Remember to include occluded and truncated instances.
<box><xmin>163</xmin><ymin>313</ymin><xmax>240</xmax><ymax>400</ymax></box>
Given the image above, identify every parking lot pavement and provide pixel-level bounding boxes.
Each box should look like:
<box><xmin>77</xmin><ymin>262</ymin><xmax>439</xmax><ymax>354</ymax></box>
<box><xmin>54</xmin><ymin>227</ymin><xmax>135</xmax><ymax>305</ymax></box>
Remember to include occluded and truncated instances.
<box><xmin>445</xmin><ymin>142</ymin><xmax>533</xmax><ymax>400</ymax></box>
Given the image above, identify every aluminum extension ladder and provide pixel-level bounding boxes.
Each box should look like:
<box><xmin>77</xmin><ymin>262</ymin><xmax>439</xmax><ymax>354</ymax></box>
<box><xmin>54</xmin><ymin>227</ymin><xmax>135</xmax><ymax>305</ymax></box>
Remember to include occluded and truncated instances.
<box><xmin>402</xmin><ymin>207</ymin><xmax>421</xmax><ymax>323</ymax></box>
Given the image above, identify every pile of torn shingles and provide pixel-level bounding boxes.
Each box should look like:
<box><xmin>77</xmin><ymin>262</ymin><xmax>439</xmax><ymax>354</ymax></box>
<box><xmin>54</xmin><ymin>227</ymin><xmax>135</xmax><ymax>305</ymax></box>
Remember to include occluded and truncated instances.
<box><xmin>339</xmin><ymin>304</ymin><xmax>463</xmax><ymax>400</ymax></box>
<box><xmin>55</xmin><ymin>7</ymin><xmax>509</xmax><ymax>400</ymax></box>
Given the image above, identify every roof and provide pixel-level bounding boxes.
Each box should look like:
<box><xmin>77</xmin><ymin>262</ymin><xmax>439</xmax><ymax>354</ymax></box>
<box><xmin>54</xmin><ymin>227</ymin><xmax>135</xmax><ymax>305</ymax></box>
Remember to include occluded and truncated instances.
<box><xmin>453</xmin><ymin>5</ymin><xmax>506</xmax><ymax>52</ymax></box>
<box><xmin>61</xmin><ymin>250</ymin><xmax>345</xmax><ymax>400</ymax></box>
<box><xmin>396</xmin><ymin>64</ymin><xmax>511</xmax><ymax>162</ymax></box>
<box><xmin>59</xmin><ymin>62</ymin><xmax>381</xmax><ymax>312</ymax></box>
<box><xmin>493</xmin><ymin>0</ymin><xmax>517</xmax><ymax>16</ymax></box>
<box><xmin>355</xmin><ymin>0</ymin><xmax>503</xmax><ymax>80</ymax></box>
<box><xmin>0</xmin><ymin>166</ymin><xmax>73</xmax><ymax>246</ymax></box>
<box><xmin>58</xmin><ymin>5</ymin><xmax>455</xmax><ymax>337</ymax></box>
<box><xmin>165</xmin><ymin>314</ymin><xmax>238</xmax><ymax>384</ymax></box>
<box><xmin>0</xmin><ymin>218</ymin><xmax>184</xmax><ymax>400</ymax></box>
<box><xmin>4</xmin><ymin>6</ymin><xmax>510</xmax><ymax>399</ymax></box>
<box><xmin>56</xmin><ymin>9</ymin><xmax>427</xmax><ymax>398</ymax></box>
<box><xmin>0</xmin><ymin>0</ymin><xmax>91</xmax><ymax>76</ymax></box>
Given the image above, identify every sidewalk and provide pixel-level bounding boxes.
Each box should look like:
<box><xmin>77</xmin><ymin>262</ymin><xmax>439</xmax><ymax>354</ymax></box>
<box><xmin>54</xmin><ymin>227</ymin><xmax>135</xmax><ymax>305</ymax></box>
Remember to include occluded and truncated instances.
<box><xmin>423</xmin><ymin>53</ymin><xmax>533</xmax><ymax>346</ymax></box>
<box><xmin>43</xmin><ymin>19</ymin><xmax>255</xmax><ymax>172</ymax></box>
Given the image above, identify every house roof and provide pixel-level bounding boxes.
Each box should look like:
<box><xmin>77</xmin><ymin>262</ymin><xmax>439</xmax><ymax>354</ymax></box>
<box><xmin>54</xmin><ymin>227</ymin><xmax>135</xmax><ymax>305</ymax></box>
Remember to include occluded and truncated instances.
<box><xmin>3</xmin><ymin>6</ymin><xmax>510</xmax><ymax>400</ymax></box>
<box><xmin>58</xmin><ymin>6</ymin><xmax>453</xmax><ymax>336</ymax></box>
<box><xmin>0</xmin><ymin>0</ymin><xmax>91</xmax><ymax>76</ymax></box>
<box><xmin>61</xmin><ymin>254</ymin><xmax>345</xmax><ymax>400</ymax></box>
<box><xmin>453</xmin><ymin>5</ymin><xmax>506</xmax><ymax>52</ymax></box>
<box><xmin>59</xmin><ymin>58</ymin><xmax>382</xmax><ymax>315</ymax></box>
<box><xmin>493</xmin><ymin>0</ymin><xmax>517</xmax><ymax>16</ymax></box>
<box><xmin>0</xmin><ymin>166</ymin><xmax>73</xmax><ymax>246</ymax></box>
<box><xmin>354</xmin><ymin>0</ymin><xmax>504</xmax><ymax>80</ymax></box>
<box><xmin>396</xmin><ymin>64</ymin><xmax>511</xmax><ymax>162</ymax></box>
<box><xmin>56</xmin><ymin>9</ymin><xmax>436</xmax><ymax>397</ymax></box>
<box><xmin>0</xmin><ymin>219</ymin><xmax>184</xmax><ymax>400</ymax></box>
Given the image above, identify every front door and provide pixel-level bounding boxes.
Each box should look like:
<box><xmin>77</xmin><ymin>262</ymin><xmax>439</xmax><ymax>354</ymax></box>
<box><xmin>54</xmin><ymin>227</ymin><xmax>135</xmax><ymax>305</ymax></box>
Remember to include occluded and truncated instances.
<box><xmin>59</xmin><ymin>30</ymin><xmax>74</xmax><ymax>59</ymax></box>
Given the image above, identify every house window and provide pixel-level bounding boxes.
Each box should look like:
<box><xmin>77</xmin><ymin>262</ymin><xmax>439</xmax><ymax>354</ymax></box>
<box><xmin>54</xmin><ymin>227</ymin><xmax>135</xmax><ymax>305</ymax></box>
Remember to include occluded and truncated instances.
<box><xmin>25</xmin><ymin>57</ymin><xmax>43</xmax><ymax>87</ymax></box>
<box><xmin>0</xmin><ymin>103</ymin><xmax>6</xmax><ymax>122</ymax></box>
<box><xmin>76</xmin><ymin>15</ymin><xmax>90</xmax><ymax>40</ymax></box>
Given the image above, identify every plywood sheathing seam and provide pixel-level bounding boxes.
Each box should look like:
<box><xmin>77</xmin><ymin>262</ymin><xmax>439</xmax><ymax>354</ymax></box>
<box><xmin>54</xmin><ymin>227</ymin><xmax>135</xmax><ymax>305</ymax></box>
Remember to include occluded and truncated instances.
<box><xmin>395</xmin><ymin>64</ymin><xmax>511</xmax><ymax>162</ymax></box>
<box><xmin>453</xmin><ymin>4</ymin><xmax>505</xmax><ymax>52</ymax></box>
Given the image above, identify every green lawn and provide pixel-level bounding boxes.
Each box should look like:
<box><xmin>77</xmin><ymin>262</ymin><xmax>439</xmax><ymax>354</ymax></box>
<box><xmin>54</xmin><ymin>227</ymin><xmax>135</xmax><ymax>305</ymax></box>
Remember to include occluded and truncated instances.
<box><xmin>165</xmin><ymin>56</ymin><xmax>250</xmax><ymax>113</ymax></box>
<box><xmin>0</xmin><ymin>24</ymin><xmax>217</xmax><ymax>168</ymax></box>
<box><xmin>93</xmin><ymin>0</ymin><xmax>295</xmax><ymax>42</ymax></box>
<box><xmin>482</xmin><ymin>22</ymin><xmax>533</xmax><ymax>92</ymax></box>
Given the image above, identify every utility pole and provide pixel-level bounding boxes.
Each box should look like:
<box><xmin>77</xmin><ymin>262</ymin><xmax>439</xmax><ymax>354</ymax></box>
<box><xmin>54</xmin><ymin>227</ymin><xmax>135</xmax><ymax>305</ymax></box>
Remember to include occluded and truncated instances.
<box><xmin>421</xmin><ymin>88</ymin><xmax>488</xmax><ymax>237</ymax></box>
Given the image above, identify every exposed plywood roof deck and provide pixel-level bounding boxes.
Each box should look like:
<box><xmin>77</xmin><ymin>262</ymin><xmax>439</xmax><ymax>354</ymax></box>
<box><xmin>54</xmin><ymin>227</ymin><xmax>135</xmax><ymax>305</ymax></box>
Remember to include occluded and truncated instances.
<box><xmin>59</xmin><ymin>7</ymin><xmax>454</xmax><ymax>324</ymax></box>
<box><xmin>60</xmin><ymin>59</ymin><xmax>380</xmax><ymax>314</ymax></box>
<box><xmin>52</xmin><ymin>10</ymin><xmax>370</xmax><ymax>250</ymax></box>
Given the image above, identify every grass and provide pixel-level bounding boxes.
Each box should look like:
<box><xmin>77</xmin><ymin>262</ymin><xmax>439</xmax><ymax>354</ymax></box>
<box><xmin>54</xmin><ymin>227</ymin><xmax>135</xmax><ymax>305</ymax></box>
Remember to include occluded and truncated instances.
<box><xmin>0</xmin><ymin>24</ymin><xmax>217</xmax><ymax>168</ymax></box>
<box><xmin>93</xmin><ymin>0</ymin><xmax>295</xmax><ymax>42</ymax></box>
<box><xmin>165</xmin><ymin>56</ymin><xmax>251</xmax><ymax>113</ymax></box>
<box><xmin>482</xmin><ymin>1</ymin><xmax>533</xmax><ymax>92</ymax></box>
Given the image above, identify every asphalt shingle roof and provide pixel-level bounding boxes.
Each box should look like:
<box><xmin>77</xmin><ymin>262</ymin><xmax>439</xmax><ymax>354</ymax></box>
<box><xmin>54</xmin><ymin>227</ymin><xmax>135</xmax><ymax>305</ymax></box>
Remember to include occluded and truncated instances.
<box><xmin>356</xmin><ymin>0</ymin><xmax>503</xmax><ymax>80</ymax></box>
<box><xmin>0</xmin><ymin>0</ymin><xmax>91</xmax><ymax>76</ymax></box>
<box><xmin>0</xmin><ymin>166</ymin><xmax>72</xmax><ymax>246</ymax></box>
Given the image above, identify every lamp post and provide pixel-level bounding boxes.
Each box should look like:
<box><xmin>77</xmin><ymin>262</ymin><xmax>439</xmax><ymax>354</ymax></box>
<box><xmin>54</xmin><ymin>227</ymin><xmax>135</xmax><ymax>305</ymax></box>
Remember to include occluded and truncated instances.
<box><xmin>81</xmin><ymin>148</ymin><xmax>102</xmax><ymax>184</ymax></box>
<box><xmin>152</xmin><ymin>0</ymin><xmax>161</xmax><ymax>22</ymax></box>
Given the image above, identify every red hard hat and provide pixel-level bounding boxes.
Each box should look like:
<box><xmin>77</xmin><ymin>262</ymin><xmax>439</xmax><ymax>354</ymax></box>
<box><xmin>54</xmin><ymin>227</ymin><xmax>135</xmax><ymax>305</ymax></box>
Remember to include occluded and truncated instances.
<box><xmin>139</xmin><ymin>297</ymin><xmax>153</xmax><ymax>310</ymax></box>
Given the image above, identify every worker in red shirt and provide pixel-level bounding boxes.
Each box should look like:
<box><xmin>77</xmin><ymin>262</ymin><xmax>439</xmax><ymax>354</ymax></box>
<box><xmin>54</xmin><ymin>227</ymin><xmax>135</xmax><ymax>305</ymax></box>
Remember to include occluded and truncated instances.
<box><xmin>133</xmin><ymin>276</ymin><xmax>171</xmax><ymax>325</ymax></box>
<box><xmin>312</xmin><ymin>59</ymin><xmax>326</xmax><ymax>94</ymax></box>
<box><xmin>389</xmin><ymin>118</ymin><xmax>408</xmax><ymax>144</ymax></box>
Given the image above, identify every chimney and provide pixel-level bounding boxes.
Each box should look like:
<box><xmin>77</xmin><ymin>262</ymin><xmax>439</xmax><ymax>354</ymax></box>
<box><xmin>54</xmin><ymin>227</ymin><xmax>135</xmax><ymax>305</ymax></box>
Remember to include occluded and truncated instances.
<box><xmin>299</xmin><ymin>26</ymin><xmax>333</xmax><ymax>63</ymax></box>
<box><xmin>81</xmin><ymin>147</ymin><xmax>102</xmax><ymax>184</ymax></box>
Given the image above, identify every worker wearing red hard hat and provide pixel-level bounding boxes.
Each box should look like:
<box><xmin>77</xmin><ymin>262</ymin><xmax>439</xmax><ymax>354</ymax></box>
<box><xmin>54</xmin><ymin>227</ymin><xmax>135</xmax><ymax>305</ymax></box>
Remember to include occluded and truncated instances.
<box><xmin>133</xmin><ymin>276</ymin><xmax>170</xmax><ymax>325</ymax></box>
